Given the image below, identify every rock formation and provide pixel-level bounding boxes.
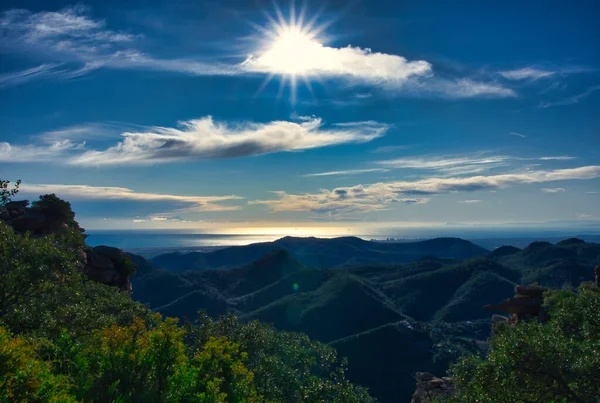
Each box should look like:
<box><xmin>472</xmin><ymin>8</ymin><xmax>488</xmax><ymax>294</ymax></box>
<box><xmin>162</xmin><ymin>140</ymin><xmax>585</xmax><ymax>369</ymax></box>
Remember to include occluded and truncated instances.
<box><xmin>483</xmin><ymin>284</ymin><xmax>548</xmax><ymax>324</ymax></box>
<box><xmin>411</xmin><ymin>372</ymin><xmax>455</xmax><ymax>403</ymax></box>
<box><xmin>1</xmin><ymin>199</ymin><xmax>133</xmax><ymax>293</ymax></box>
<box><xmin>84</xmin><ymin>246</ymin><xmax>133</xmax><ymax>292</ymax></box>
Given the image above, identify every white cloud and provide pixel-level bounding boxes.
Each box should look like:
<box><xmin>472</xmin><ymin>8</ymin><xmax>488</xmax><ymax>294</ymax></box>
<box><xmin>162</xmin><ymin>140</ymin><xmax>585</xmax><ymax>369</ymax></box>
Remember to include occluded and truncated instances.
<box><xmin>459</xmin><ymin>199</ymin><xmax>482</xmax><ymax>204</ymax></box>
<box><xmin>510</xmin><ymin>132</ymin><xmax>526</xmax><ymax>138</ymax></box>
<box><xmin>537</xmin><ymin>156</ymin><xmax>576</xmax><ymax>161</ymax></box>
<box><xmin>424</xmin><ymin>78</ymin><xmax>516</xmax><ymax>98</ymax></box>
<box><xmin>541</xmin><ymin>187</ymin><xmax>566</xmax><ymax>193</ymax></box>
<box><xmin>0</xmin><ymin>140</ymin><xmax>83</xmax><ymax>162</ymax></box>
<box><xmin>540</xmin><ymin>85</ymin><xmax>600</xmax><ymax>108</ymax></box>
<box><xmin>576</xmin><ymin>213</ymin><xmax>593</xmax><ymax>219</ymax></box>
<box><xmin>0</xmin><ymin>6</ymin><xmax>516</xmax><ymax>99</ymax></box>
<box><xmin>242</xmin><ymin>38</ymin><xmax>433</xmax><ymax>82</ymax></box>
<box><xmin>375</xmin><ymin>153</ymin><xmax>577</xmax><ymax>176</ymax></box>
<box><xmin>20</xmin><ymin>183</ymin><xmax>243</xmax><ymax>213</ymax></box>
<box><xmin>0</xmin><ymin>63</ymin><xmax>63</xmax><ymax>87</ymax></box>
<box><xmin>69</xmin><ymin>117</ymin><xmax>387</xmax><ymax>165</ymax></box>
<box><xmin>371</xmin><ymin>145</ymin><xmax>409</xmax><ymax>153</ymax></box>
<box><xmin>1</xmin><ymin>117</ymin><xmax>387</xmax><ymax>165</ymax></box>
<box><xmin>303</xmin><ymin>168</ymin><xmax>390</xmax><ymax>177</ymax></box>
<box><xmin>253</xmin><ymin>166</ymin><xmax>600</xmax><ymax>214</ymax></box>
<box><xmin>149</xmin><ymin>216</ymin><xmax>169</xmax><ymax>221</ymax></box>
<box><xmin>500</xmin><ymin>67</ymin><xmax>555</xmax><ymax>80</ymax></box>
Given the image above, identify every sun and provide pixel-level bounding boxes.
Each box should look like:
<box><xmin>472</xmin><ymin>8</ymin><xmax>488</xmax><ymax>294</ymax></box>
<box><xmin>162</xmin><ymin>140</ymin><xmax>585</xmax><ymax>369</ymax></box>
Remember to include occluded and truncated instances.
<box><xmin>260</xmin><ymin>27</ymin><xmax>322</xmax><ymax>76</ymax></box>
<box><xmin>244</xmin><ymin>3</ymin><xmax>333</xmax><ymax>104</ymax></box>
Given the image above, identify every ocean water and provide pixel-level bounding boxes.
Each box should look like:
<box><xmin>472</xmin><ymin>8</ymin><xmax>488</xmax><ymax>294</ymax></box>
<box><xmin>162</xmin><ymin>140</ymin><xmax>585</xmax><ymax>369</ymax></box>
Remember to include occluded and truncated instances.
<box><xmin>85</xmin><ymin>230</ymin><xmax>369</xmax><ymax>257</ymax></box>
<box><xmin>86</xmin><ymin>231</ymin><xmax>289</xmax><ymax>250</ymax></box>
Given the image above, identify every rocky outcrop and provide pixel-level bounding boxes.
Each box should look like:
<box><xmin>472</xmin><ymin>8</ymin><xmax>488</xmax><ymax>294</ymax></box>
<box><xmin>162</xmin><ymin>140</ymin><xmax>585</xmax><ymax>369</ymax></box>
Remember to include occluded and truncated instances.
<box><xmin>484</xmin><ymin>284</ymin><xmax>548</xmax><ymax>324</ymax></box>
<box><xmin>84</xmin><ymin>246</ymin><xmax>133</xmax><ymax>293</ymax></box>
<box><xmin>411</xmin><ymin>372</ymin><xmax>455</xmax><ymax>403</ymax></box>
<box><xmin>2</xmin><ymin>199</ymin><xmax>133</xmax><ymax>293</ymax></box>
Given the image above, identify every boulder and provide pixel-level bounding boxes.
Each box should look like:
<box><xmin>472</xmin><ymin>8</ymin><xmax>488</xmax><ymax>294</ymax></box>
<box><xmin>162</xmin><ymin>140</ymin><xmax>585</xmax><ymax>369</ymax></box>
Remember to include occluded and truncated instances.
<box><xmin>84</xmin><ymin>247</ymin><xmax>133</xmax><ymax>292</ymax></box>
<box><xmin>411</xmin><ymin>373</ymin><xmax>455</xmax><ymax>403</ymax></box>
<box><xmin>93</xmin><ymin>245</ymin><xmax>127</xmax><ymax>261</ymax></box>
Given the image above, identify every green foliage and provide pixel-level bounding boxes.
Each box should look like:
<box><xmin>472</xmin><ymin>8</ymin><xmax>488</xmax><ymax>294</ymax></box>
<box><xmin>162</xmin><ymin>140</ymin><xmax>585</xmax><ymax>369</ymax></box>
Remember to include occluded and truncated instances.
<box><xmin>32</xmin><ymin>193</ymin><xmax>78</xmax><ymax>231</ymax></box>
<box><xmin>0</xmin><ymin>326</ymin><xmax>77</xmax><ymax>403</ymax></box>
<box><xmin>443</xmin><ymin>283</ymin><xmax>600</xmax><ymax>403</ymax></box>
<box><xmin>0</xmin><ymin>221</ymin><xmax>79</xmax><ymax>319</ymax></box>
<box><xmin>0</xmin><ymin>222</ymin><xmax>148</xmax><ymax>338</ymax></box>
<box><xmin>189</xmin><ymin>312</ymin><xmax>376</xmax><ymax>403</ymax></box>
<box><xmin>0</xmin><ymin>212</ymin><xmax>376</xmax><ymax>402</ymax></box>
<box><xmin>0</xmin><ymin>179</ymin><xmax>21</xmax><ymax>206</ymax></box>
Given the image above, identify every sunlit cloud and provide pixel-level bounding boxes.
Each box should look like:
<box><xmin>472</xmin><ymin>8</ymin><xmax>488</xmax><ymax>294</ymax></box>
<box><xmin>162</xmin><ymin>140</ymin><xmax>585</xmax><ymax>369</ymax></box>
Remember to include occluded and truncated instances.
<box><xmin>1</xmin><ymin>117</ymin><xmax>387</xmax><ymax>165</ymax></box>
<box><xmin>253</xmin><ymin>166</ymin><xmax>600</xmax><ymax>215</ymax></box>
<box><xmin>1</xmin><ymin>5</ymin><xmax>516</xmax><ymax>101</ymax></box>
<box><xmin>69</xmin><ymin>116</ymin><xmax>387</xmax><ymax>165</ymax></box>
<box><xmin>303</xmin><ymin>168</ymin><xmax>390</xmax><ymax>177</ymax></box>
<box><xmin>541</xmin><ymin>188</ymin><xmax>566</xmax><ymax>193</ymax></box>
<box><xmin>459</xmin><ymin>199</ymin><xmax>483</xmax><ymax>204</ymax></box>
<box><xmin>20</xmin><ymin>183</ymin><xmax>243</xmax><ymax>213</ymax></box>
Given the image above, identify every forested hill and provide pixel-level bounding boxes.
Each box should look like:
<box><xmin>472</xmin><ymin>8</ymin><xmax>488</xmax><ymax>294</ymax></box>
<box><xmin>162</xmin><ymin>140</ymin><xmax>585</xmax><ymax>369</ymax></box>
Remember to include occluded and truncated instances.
<box><xmin>150</xmin><ymin>235</ymin><xmax>489</xmax><ymax>271</ymax></box>
<box><xmin>132</xmin><ymin>237</ymin><xmax>600</xmax><ymax>402</ymax></box>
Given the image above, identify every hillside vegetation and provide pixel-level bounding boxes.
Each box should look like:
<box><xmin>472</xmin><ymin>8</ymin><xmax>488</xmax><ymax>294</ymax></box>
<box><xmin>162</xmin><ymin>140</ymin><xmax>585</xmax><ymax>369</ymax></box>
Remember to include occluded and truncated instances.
<box><xmin>0</xmin><ymin>192</ymin><xmax>376</xmax><ymax>402</ymax></box>
<box><xmin>132</xmin><ymin>237</ymin><xmax>600</xmax><ymax>402</ymax></box>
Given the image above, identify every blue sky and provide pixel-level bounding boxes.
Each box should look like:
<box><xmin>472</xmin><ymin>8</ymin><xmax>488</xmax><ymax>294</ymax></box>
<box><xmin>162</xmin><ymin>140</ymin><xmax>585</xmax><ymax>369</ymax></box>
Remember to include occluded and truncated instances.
<box><xmin>1</xmin><ymin>0</ymin><xmax>599</xmax><ymax>234</ymax></box>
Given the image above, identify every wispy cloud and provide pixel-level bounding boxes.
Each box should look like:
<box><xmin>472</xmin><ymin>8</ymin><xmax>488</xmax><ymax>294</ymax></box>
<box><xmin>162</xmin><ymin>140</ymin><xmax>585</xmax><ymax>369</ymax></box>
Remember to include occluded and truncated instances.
<box><xmin>375</xmin><ymin>153</ymin><xmax>576</xmax><ymax>176</ymax></box>
<box><xmin>541</xmin><ymin>187</ymin><xmax>566</xmax><ymax>193</ymax></box>
<box><xmin>303</xmin><ymin>168</ymin><xmax>390</xmax><ymax>177</ymax></box>
<box><xmin>540</xmin><ymin>85</ymin><xmax>600</xmax><ymax>108</ymax></box>
<box><xmin>459</xmin><ymin>199</ymin><xmax>482</xmax><ymax>204</ymax></box>
<box><xmin>500</xmin><ymin>67</ymin><xmax>555</xmax><ymax>80</ymax></box>
<box><xmin>0</xmin><ymin>63</ymin><xmax>63</xmax><ymax>87</ymax></box>
<box><xmin>20</xmin><ymin>183</ymin><xmax>242</xmax><ymax>212</ymax></box>
<box><xmin>252</xmin><ymin>166</ymin><xmax>600</xmax><ymax>215</ymax></box>
<box><xmin>0</xmin><ymin>140</ymin><xmax>84</xmax><ymax>162</ymax></box>
<box><xmin>509</xmin><ymin>132</ymin><xmax>526</xmax><ymax>138</ymax></box>
<box><xmin>0</xmin><ymin>5</ymin><xmax>516</xmax><ymax>99</ymax></box>
<box><xmin>371</xmin><ymin>145</ymin><xmax>410</xmax><ymax>153</ymax></box>
<box><xmin>1</xmin><ymin>117</ymin><xmax>388</xmax><ymax>165</ymax></box>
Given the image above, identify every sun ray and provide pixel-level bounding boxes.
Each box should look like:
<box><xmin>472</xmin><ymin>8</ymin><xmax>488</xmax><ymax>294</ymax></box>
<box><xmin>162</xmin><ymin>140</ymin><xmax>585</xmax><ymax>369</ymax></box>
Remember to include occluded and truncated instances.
<box><xmin>247</xmin><ymin>2</ymin><xmax>334</xmax><ymax>105</ymax></box>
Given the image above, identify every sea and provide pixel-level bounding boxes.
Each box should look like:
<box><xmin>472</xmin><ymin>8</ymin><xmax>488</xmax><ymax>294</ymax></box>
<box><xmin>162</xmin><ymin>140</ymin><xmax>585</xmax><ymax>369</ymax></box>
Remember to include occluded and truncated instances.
<box><xmin>85</xmin><ymin>229</ymin><xmax>600</xmax><ymax>258</ymax></box>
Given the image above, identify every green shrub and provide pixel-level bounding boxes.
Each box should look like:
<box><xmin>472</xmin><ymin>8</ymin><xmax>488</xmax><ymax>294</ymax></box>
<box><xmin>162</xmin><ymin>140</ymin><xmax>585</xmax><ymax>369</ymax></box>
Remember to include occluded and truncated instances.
<box><xmin>442</xmin><ymin>283</ymin><xmax>600</xmax><ymax>402</ymax></box>
<box><xmin>0</xmin><ymin>326</ymin><xmax>77</xmax><ymax>402</ymax></box>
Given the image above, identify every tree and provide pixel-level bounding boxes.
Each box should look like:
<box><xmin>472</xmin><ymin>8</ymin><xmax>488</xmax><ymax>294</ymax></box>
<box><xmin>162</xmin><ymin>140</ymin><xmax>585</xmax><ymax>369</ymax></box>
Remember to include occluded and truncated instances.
<box><xmin>0</xmin><ymin>179</ymin><xmax>21</xmax><ymax>206</ymax></box>
<box><xmin>442</xmin><ymin>283</ymin><xmax>600</xmax><ymax>403</ymax></box>
<box><xmin>189</xmin><ymin>313</ymin><xmax>377</xmax><ymax>403</ymax></box>
<box><xmin>32</xmin><ymin>193</ymin><xmax>78</xmax><ymax>231</ymax></box>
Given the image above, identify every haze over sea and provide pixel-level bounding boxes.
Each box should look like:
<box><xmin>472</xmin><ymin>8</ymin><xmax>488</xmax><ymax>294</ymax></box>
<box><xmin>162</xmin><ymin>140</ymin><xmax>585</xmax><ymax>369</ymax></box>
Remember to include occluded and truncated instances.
<box><xmin>86</xmin><ymin>228</ymin><xmax>600</xmax><ymax>257</ymax></box>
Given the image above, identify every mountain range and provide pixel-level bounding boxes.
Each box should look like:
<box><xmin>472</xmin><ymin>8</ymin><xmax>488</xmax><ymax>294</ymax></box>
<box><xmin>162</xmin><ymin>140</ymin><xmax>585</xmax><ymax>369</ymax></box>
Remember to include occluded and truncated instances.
<box><xmin>129</xmin><ymin>236</ymin><xmax>600</xmax><ymax>402</ymax></box>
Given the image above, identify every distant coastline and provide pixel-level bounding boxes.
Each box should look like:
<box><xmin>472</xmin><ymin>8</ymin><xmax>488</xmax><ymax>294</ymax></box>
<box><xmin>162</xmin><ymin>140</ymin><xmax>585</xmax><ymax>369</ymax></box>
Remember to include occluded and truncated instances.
<box><xmin>86</xmin><ymin>230</ymin><xmax>600</xmax><ymax>258</ymax></box>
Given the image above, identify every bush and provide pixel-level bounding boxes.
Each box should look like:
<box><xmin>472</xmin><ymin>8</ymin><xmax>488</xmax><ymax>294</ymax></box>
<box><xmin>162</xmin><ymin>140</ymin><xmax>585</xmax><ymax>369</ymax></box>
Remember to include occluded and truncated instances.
<box><xmin>0</xmin><ymin>326</ymin><xmax>77</xmax><ymax>402</ymax></box>
<box><xmin>189</xmin><ymin>312</ymin><xmax>377</xmax><ymax>403</ymax></box>
<box><xmin>442</xmin><ymin>283</ymin><xmax>600</xmax><ymax>402</ymax></box>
